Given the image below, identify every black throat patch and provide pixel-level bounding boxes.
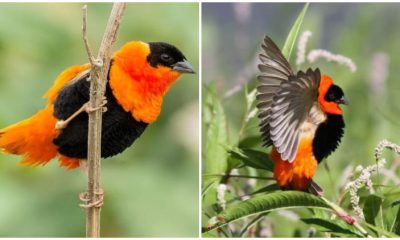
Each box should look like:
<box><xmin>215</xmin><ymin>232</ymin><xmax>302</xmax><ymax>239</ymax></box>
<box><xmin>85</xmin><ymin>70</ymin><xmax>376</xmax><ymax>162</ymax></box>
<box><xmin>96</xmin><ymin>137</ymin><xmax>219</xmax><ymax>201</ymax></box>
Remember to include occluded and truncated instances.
<box><xmin>312</xmin><ymin>114</ymin><xmax>345</xmax><ymax>162</ymax></box>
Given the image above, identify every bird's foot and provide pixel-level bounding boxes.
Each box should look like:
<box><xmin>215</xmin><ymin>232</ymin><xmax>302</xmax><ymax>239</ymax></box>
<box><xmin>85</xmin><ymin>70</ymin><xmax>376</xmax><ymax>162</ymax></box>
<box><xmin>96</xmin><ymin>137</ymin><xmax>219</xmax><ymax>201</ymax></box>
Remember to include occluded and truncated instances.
<box><xmin>83</xmin><ymin>97</ymin><xmax>108</xmax><ymax>114</ymax></box>
<box><xmin>79</xmin><ymin>189</ymin><xmax>104</xmax><ymax>208</ymax></box>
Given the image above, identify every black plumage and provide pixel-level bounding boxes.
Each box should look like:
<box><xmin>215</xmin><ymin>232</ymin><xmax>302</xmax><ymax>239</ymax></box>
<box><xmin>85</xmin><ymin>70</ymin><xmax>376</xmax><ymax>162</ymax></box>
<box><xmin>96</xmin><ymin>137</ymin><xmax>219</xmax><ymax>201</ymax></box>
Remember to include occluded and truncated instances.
<box><xmin>312</xmin><ymin>114</ymin><xmax>345</xmax><ymax>162</ymax></box>
<box><xmin>52</xmin><ymin>67</ymin><xmax>148</xmax><ymax>159</ymax></box>
<box><xmin>147</xmin><ymin>42</ymin><xmax>187</xmax><ymax>68</ymax></box>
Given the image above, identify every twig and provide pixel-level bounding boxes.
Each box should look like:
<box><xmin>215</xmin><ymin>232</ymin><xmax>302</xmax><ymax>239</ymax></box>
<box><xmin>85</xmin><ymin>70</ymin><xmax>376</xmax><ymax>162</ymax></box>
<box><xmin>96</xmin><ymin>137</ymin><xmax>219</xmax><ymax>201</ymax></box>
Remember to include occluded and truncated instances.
<box><xmin>239</xmin><ymin>213</ymin><xmax>266</xmax><ymax>238</ymax></box>
<box><xmin>82</xmin><ymin>6</ymin><xmax>96</xmax><ymax>66</ymax></box>
<box><xmin>82</xmin><ymin>3</ymin><xmax>126</xmax><ymax>237</ymax></box>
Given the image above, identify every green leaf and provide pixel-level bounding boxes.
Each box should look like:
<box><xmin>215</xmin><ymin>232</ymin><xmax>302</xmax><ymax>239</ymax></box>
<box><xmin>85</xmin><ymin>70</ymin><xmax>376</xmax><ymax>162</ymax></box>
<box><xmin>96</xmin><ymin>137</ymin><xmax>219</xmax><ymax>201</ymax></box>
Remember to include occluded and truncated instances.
<box><xmin>281</xmin><ymin>3</ymin><xmax>309</xmax><ymax>60</ymax></box>
<box><xmin>202</xmin><ymin>230</ymin><xmax>217</xmax><ymax>238</ymax></box>
<box><xmin>251</xmin><ymin>183</ymin><xmax>280</xmax><ymax>195</ymax></box>
<box><xmin>228</xmin><ymin>147</ymin><xmax>273</xmax><ymax>172</ymax></box>
<box><xmin>302</xmin><ymin>218</ymin><xmax>364</xmax><ymax>237</ymax></box>
<box><xmin>238</xmin><ymin>135</ymin><xmax>262</xmax><ymax>148</ymax></box>
<box><xmin>204</xmin><ymin>86</ymin><xmax>229</xmax><ymax>184</ymax></box>
<box><xmin>362</xmin><ymin>221</ymin><xmax>400</xmax><ymax>238</ymax></box>
<box><xmin>202</xmin><ymin>180</ymin><xmax>217</xmax><ymax>198</ymax></box>
<box><xmin>205</xmin><ymin>191</ymin><xmax>332</xmax><ymax>232</ymax></box>
<box><xmin>363</xmin><ymin>194</ymin><xmax>383</xmax><ymax>226</ymax></box>
<box><xmin>392</xmin><ymin>200</ymin><xmax>400</xmax><ymax>207</ymax></box>
<box><xmin>391</xmin><ymin>205</ymin><xmax>400</xmax><ymax>235</ymax></box>
<box><xmin>245</xmin><ymin>87</ymin><xmax>257</xmax><ymax>112</ymax></box>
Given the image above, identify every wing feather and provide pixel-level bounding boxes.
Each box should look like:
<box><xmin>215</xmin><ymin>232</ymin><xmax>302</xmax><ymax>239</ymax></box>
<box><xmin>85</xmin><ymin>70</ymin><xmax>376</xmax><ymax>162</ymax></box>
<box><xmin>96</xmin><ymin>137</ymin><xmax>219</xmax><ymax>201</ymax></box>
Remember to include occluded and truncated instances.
<box><xmin>269</xmin><ymin>68</ymin><xmax>321</xmax><ymax>162</ymax></box>
<box><xmin>257</xmin><ymin>36</ymin><xmax>294</xmax><ymax>148</ymax></box>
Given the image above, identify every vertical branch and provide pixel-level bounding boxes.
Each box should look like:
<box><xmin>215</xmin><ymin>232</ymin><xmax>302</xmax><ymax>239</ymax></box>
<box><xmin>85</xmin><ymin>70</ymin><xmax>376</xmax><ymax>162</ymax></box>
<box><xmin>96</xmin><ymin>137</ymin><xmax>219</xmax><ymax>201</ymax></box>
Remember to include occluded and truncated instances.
<box><xmin>82</xmin><ymin>3</ymin><xmax>126</xmax><ymax>237</ymax></box>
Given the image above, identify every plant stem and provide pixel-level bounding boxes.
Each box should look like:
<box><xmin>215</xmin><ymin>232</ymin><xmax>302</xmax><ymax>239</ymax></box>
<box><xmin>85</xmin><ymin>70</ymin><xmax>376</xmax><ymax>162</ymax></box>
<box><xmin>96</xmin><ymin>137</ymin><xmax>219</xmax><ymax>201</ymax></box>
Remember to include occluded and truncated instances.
<box><xmin>83</xmin><ymin>3</ymin><xmax>126</xmax><ymax>237</ymax></box>
<box><xmin>321</xmin><ymin>196</ymin><xmax>371</xmax><ymax>237</ymax></box>
<box><xmin>239</xmin><ymin>213</ymin><xmax>266</xmax><ymax>237</ymax></box>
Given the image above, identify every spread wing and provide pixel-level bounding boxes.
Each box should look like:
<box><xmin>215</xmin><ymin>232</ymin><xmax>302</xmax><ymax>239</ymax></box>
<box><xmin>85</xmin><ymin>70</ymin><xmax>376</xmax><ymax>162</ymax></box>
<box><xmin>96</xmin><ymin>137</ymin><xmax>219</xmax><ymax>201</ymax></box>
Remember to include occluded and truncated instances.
<box><xmin>256</xmin><ymin>36</ymin><xmax>322</xmax><ymax>162</ymax></box>
<box><xmin>269</xmin><ymin>68</ymin><xmax>321</xmax><ymax>162</ymax></box>
<box><xmin>256</xmin><ymin>36</ymin><xmax>294</xmax><ymax>146</ymax></box>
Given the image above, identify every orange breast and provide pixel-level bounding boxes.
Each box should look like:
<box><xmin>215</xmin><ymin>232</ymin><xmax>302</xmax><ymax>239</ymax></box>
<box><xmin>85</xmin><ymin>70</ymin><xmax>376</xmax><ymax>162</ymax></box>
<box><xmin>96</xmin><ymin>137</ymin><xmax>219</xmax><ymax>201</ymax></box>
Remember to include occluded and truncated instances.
<box><xmin>109</xmin><ymin>41</ymin><xmax>181</xmax><ymax>124</ymax></box>
<box><xmin>269</xmin><ymin>137</ymin><xmax>317</xmax><ymax>190</ymax></box>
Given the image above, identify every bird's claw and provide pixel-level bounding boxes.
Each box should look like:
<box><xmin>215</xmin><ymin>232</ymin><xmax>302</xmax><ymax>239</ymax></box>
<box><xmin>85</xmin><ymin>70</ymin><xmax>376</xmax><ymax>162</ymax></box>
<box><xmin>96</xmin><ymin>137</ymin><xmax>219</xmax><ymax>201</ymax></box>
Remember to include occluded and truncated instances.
<box><xmin>84</xmin><ymin>98</ymin><xmax>108</xmax><ymax>113</ymax></box>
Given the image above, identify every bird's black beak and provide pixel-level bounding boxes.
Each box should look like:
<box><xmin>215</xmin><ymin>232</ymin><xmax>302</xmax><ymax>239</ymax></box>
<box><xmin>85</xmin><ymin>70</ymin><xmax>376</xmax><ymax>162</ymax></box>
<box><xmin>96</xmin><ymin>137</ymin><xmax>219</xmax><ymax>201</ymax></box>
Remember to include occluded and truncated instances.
<box><xmin>338</xmin><ymin>96</ymin><xmax>349</xmax><ymax>105</ymax></box>
<box><xmin>172</xmin><ymin>60</ymin><xmax>195</xmax><ymax>74</ymax></box>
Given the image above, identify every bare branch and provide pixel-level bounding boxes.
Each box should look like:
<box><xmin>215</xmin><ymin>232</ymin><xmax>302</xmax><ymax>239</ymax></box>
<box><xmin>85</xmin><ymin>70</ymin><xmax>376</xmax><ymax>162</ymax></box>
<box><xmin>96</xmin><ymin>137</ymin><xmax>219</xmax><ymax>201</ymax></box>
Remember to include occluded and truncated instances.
<box><xmin>82</xmin><ymin>3</ymin><xmax>126</xmax><ymax>237</ymax></box>
<box><xmin>82</xmin><ymin>5</ymin><xmax>97</xmax><ymax>67</ymax></box>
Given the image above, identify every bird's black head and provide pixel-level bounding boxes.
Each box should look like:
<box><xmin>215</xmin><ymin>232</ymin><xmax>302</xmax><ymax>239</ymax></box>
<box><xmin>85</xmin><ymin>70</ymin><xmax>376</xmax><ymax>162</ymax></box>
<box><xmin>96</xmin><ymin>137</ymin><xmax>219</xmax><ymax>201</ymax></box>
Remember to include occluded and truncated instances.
<box><xmin>147</xmin><ymin>42</ymin><xmax>195</xmax><ymax>74</ymax></box>
<box><xmin>324</xmin><ymin>84</ymin><xmax>349</xmax><ymax>105</ymax></box>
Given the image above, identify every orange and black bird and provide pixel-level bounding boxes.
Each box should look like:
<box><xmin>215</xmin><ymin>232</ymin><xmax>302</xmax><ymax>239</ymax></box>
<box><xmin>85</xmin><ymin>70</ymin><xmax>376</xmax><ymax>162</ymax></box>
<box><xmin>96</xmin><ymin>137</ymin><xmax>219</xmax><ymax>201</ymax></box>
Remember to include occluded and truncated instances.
<box><xmin>0</xmin><ymin>41</ymin><xmax>195</xmax><ymax>170</ymax></box>
<box><xmin>256</xmin><ymin>36</ymin><xmax>348</xmax><ymax>193</ymax></box>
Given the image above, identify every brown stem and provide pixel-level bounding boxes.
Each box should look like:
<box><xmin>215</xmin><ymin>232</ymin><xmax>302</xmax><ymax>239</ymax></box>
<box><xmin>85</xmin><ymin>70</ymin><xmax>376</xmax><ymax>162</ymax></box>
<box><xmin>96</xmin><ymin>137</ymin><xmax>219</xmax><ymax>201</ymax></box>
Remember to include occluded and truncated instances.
<box><xmin>82</xmin><ymin>3</ymin><xmax>126</xmax><ymax>237</ymax></box>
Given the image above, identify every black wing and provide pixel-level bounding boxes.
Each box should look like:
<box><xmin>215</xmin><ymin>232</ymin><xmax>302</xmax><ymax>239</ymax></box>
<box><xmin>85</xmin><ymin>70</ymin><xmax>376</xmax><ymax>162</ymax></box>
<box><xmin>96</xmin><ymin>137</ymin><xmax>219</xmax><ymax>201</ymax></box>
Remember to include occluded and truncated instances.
<box><xmin>53</xmin><ymin>69</ymin><xmax>91</xmax><ymax>120</ymax></box>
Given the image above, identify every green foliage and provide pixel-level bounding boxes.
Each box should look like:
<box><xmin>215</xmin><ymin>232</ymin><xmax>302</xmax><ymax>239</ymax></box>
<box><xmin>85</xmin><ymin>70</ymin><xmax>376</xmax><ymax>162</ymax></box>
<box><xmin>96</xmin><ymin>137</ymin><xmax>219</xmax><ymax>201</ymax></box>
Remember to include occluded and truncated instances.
<box><xmin>302</xmin><ymin>218</ymin><xmax>364</xmax><ymax>237</ymax></box>
<box><xmin>227</xmin><ymin>147</ymin><xmax>273</xmax><ymax>172</ymax></box>
<box><xmin>391</xmin><ymin>205</ymin><xmax>400</xmax><ymax>235</ymax></box>
<box><xmin>207</xmin><ymin>191</ymin><xmax>332</xmax><ymax>232</ymax></box>
<box><xmin>202</xmin><ymin>2</ymin><xmax>400</xmax><ymax>238</ymax></box>
<box><xmin>363</xmin><ymin>194</ymin><xmax>383</xmax><ymax>226</ymax></box>
<box><xmin>204</xmin><ymin>86</ymin><xmax>229</xmax><ymax>186</ymax></box>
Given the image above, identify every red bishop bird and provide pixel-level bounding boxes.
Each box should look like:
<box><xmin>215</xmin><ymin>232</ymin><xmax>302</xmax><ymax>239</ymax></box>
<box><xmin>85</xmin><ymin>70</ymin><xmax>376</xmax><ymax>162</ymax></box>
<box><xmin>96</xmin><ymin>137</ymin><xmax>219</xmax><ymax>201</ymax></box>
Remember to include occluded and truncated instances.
<box><xmin>256</xmin><ymin>36</ymin><xmax>348</xmax><ymax>193</ymax></box>
<box><xmin>0</xmin><ymin>41</ymin><xmax>195</xmax><ymax>170</ymax></box>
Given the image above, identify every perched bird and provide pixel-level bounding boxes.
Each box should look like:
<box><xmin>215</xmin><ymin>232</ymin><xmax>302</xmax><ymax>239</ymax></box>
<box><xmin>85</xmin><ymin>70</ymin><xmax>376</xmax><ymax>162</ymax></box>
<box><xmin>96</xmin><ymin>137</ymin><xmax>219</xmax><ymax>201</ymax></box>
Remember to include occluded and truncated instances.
<box><xmin>256</xmin><ymin>36</ymin><xmax>347</xmax><ymax>193</ymax></box>
<box><xmin>0</xmin><ymin>41</ymin><xmax>195</xmax><ymax>170</ymax></box>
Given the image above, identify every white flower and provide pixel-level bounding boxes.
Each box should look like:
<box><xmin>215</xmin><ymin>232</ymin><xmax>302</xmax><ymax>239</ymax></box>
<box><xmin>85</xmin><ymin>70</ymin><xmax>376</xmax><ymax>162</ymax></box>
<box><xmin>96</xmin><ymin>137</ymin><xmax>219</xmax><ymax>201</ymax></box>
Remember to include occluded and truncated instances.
<box><xmin>296</xmin><ymin>31</ymin><xmax>312</xmax><ymax>65</ymax></box>
<box><xmin>217</xmin><ymin>184</ymin><xmax>228</xmax><ymax>210</ymax></box>
<box><xmin>345</xmin><ymin>158</ymin><xmax>386</xmax><ymax>219</ymax></box>
<box><xmin>307</xmin><ymin>49</ymin><xmax>357</xmax><ymax>72</ymax></box>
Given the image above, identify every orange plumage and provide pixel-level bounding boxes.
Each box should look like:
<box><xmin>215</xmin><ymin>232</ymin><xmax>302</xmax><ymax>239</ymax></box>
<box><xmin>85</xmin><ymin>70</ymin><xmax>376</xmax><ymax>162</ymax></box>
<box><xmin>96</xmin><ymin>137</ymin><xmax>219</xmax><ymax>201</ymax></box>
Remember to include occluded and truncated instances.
<box><xmin>0</xmin><ymin>41</ymin><xmax>194</xmax><ymax>169</ymax></box>
<box><xmin>270</xmin><ymin>138</ymin><xmax>317</xmax><ymax>190</ymax></box>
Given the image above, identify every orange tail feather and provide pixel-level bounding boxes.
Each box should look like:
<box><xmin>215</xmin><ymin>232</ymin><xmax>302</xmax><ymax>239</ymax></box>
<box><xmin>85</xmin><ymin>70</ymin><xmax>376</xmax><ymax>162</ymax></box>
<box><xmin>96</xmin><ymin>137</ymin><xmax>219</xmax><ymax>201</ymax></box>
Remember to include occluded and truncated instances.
<box><xmin>0</xmin><ymin>106</ymin><xmax>80</xmax><ymax>169</ymax></box>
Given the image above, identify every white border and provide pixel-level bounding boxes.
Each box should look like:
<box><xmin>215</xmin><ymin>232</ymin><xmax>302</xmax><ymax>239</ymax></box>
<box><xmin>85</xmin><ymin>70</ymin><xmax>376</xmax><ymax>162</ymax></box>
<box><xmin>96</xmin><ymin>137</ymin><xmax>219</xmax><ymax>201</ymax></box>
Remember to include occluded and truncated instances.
<box><xmin>198</xmin><ymin>1</ymin><xmax>203</xmax><ymax>238</ymax></box>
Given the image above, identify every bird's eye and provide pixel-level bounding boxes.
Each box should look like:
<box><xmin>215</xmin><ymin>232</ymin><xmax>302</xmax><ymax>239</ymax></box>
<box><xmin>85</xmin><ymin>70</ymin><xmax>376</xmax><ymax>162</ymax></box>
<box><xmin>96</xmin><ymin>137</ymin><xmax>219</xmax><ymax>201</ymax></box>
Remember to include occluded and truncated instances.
<box><xmin>161</xmin><ymin>53</ymin><xmax>172</xmax><ymax>62</ymax></box>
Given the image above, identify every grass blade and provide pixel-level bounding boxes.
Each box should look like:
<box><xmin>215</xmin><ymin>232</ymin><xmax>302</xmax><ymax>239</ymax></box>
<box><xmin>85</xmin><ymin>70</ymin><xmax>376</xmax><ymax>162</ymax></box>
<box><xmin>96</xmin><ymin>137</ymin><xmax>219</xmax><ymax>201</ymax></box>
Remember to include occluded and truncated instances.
<box><xmin>281</xmin><ymin>3</ymin><xmax>310</xmax><ymax>60</ymax></box>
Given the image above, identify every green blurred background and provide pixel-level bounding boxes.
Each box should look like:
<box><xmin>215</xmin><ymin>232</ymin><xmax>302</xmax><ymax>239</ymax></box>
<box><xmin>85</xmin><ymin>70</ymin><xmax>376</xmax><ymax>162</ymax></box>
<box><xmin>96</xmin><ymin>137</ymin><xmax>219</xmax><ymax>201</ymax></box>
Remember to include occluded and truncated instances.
<box><xmin>0</xmin><ymin>3</ymin><xmax>198</xmax><ymax>237</ymax></box>
<box><xmin>203</xmin><ymin>2</ymin><xmax>400</xmax><ymax>237</ymax></box>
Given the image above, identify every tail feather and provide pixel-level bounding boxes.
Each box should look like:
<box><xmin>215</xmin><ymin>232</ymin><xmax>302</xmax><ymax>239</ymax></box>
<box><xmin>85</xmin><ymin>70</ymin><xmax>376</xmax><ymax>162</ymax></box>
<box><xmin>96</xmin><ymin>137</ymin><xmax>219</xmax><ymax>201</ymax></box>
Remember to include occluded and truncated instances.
<box><xmin>0</xmin><ymin>106</ymin><xmax>60</xmax><ymax>166</ymax></box>
<box><xmin>0</xmin><ymin>64</ymin><xmax>91</xmax><ymax>170</ymax></box>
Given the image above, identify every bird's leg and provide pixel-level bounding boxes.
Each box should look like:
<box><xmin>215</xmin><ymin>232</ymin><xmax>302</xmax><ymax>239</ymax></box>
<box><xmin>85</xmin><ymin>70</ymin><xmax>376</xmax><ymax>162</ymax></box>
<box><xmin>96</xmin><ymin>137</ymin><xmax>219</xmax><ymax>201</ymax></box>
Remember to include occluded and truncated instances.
<box><xmin>55</xmin><ymin>96</ymin><xmax>108</xmax><ymax>130</ymax></box>
<box><xmin>307</xmin><ymin>179</ymin><xmax>324</xmax><ymax>196</ymax></box>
